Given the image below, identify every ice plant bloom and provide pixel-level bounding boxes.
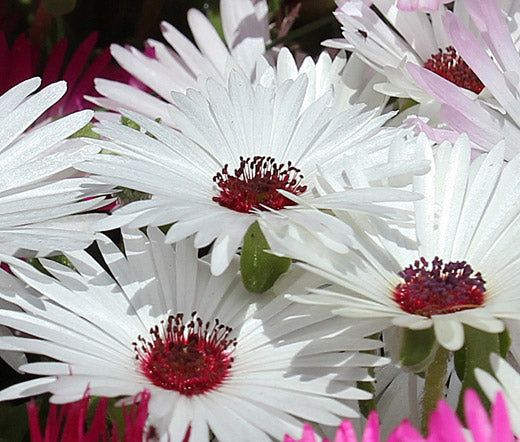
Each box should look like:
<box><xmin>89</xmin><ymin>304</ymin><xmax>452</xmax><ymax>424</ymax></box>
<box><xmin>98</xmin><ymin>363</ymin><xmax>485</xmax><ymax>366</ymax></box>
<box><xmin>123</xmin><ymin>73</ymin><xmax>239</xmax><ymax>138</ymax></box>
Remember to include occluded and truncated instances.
<box><xmin>284</xmin><ymin>389</ymin><xmax>516</xmax><ymax>441</ymax></box>
<box><xmin>325</xmin><ymin>0</ymin><xmax>487</xmax><ymax>115</ymax></box>
<box><xmin>79</xmin><ymin>67</ymin><xmax>418</xmax><ymax>275</ymax></box>
<box><xmin>0</xmin><ymin>228</ymin><xmax>385</xmax><ymax>441</ymax></box>
<box><xmin>262</xmin><ymin>135</ymin><xmax>520</xmax><ymax>351</ymax></box>
<box><xmin>28</xmin><ymin>390</ymin><xmax>150</xmax><ymax>442</ymax></box>
<box><xmin>409</xmin><ymin>0</ymin><xmax>520</xmax><ymax>158</ymax></box>
<box><xmin>91</xmin><ymin>0</ymin><xmax>270</xmax><ymax>125</ymax></box>
<box><xmin>0</xmin><ymin>77</ymin><xmax>113</xmax><ymax>257</ymax></box>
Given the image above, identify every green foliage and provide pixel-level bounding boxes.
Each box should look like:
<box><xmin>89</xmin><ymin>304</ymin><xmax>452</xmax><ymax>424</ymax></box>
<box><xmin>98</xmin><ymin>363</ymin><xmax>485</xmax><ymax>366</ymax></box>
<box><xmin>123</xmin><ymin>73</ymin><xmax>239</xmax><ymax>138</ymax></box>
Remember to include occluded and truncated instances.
<box><xmin>240</xmin><ymin>221</ymin><xmax>290</xmax><ymax>293</ymax></box>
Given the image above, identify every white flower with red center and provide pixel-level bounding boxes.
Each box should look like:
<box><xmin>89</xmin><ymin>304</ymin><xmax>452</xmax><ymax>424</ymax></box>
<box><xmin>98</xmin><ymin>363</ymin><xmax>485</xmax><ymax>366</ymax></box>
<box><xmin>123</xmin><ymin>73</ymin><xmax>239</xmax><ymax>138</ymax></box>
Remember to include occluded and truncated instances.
<box><xmin>90</xmin><ymin>0</ymin><xmax>270</xmax><ymax>126</ymax></box>
<box><xmin>408</xmin><ymin>0</ymin><xmax>520</xmax><ymax>158</ymax></box>
<box><xmin>261</xmin><ymin>135</ymin><xmax>520</xmax><ymax>351</ymax></box>
<box><xmin>78</xmin><ymin>69</ymin><xmax>418</xmax><ymax>276</ymax></box>
<box><xmin>325</xmin><ymin>0</ymin><xmax>516</xmax><ymax>130</ymax></box>
<box><xmin>0</xmin><ymin>228</ymin><xmax>386</xmax><ymax>441</ymax></box>
<box><xmin>0</xmin><ymin>77</ymin><xmax>113</xmax><ymax>257</ymax></box>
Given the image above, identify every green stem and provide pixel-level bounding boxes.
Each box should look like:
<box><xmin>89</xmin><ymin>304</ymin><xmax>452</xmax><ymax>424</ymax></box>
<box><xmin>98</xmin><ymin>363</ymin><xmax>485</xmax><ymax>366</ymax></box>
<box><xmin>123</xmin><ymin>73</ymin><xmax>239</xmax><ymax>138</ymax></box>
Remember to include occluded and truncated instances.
<box><xmin>266</xmin><ymin>15</ymin><xmax>335</xmax><ymax>49</ymax></box>
<box><xmin>421</xmin><ymin>346</ymin><xmax>449</xmax><ymax>434</ymax></box>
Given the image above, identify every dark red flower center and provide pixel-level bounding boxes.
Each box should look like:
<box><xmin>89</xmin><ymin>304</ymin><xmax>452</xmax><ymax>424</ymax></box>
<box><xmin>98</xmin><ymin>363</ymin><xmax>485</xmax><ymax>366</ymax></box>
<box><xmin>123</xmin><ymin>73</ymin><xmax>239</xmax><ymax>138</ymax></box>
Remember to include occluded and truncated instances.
<box><xmin>393</xmin><ymin>257</ymin><xmax>486</xmax><ymax>317</ymax></box>
<box><xmin>134</xmin><ymin>313</ymin><xmax>236</xmax><ymax>396</ymax></box>
<box><xmin>212</xmin><ymin>156</ymin><xmax>307</xmax><ymax>213</ymax></box>
<box><xmin>424</xmin><ymin>46</ymin><xmax>484</xmax><ymax>94</ymax></box>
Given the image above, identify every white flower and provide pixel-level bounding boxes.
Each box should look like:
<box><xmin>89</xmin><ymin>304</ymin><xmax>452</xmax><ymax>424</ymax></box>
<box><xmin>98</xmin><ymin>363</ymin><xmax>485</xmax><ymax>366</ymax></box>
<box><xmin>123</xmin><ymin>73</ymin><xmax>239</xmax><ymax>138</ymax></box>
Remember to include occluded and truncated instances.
<box><xmin>90</xmin><ymin>0</ymin><xmax>270</xmax><ymax>125</ymax></box>
<box><xmin>0</xmin><ymin>77</ymin><xmax>113</xmax><ymax>257</ymax></box>
<box><xmin>79</xmin><ymin>67</ymin><xmax>421</xmax><ymax>275</ymax></box>
<box><xmin>261</xmin><ymin>135</ymin><xmax>520</xmax><ymax>351</ymax></box>
<box><xmin>475</xmin><ymin>354</ymin><xmax>520</xmax><ymax>436</ymax></box>
<box><xmin>408</xmin><ymin>0</ymin><xmax>520</xmax><ymax>158</ymax></box>
<box><xmin>0</xmin><ymin>228</ymin><xmax>386</xmax><ymax>442</ymax></box>
<box><xmin>256</xmin><ymin>47</ymin><xmax>388</xmax><ymax>114</ymax></box>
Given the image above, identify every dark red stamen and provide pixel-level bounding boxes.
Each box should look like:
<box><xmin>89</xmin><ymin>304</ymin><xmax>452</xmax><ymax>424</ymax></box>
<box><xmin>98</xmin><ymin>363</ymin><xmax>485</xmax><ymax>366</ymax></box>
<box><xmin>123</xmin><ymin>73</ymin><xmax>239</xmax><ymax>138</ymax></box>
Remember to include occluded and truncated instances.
<box><xmin>134</xmin><ymin>312</ymin><xmax>236</xmax><ymax>396</ymax></box>
<box><xmin>424</xmin><ymin>46</ymin><xmax>484</xmax><ymax>94</ymax></box>
<box><xmin>394</xmin><ymin>257</ymin><xmax>485</xmax><ymax>317</ymax></box>
<box><xmin>212</xmin><ymin>156</ymin><xmax>307</xmax><ymax>213</ymax></box>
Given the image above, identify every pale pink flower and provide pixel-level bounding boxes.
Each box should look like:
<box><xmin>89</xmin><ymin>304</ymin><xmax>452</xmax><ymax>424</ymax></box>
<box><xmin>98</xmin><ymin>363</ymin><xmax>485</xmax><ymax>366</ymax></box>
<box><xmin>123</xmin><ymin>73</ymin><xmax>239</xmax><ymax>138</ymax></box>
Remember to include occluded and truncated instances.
<box><xmin>408</xmin><ymin>0</ymin><xmax>520</xmax><ymax>158</ymax></box>
<box><xmin>396</xmin><ymin>0</ymin><xmax>451</xmax><ymax>12</ymax></box>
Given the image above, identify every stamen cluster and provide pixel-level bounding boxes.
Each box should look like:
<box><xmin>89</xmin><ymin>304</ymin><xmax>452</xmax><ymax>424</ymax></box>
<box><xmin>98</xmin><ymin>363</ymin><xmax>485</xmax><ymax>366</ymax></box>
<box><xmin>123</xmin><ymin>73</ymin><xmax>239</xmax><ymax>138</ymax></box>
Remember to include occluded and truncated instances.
<box><xmin>424</xmin><ymin>46</ymin><xmax>485</xmax><ymax>94</ymax></box>
<box><xmin>213</xmin><ymin>156</ymin><xmax>307</xmax><ymax>213</ymax></box>
<box><xmin>134</xmin><ymin>312</ymin><xmax>236</xmax><ymax>396</ymax></box>
<box><xmin>394</xmin><ymin>257</ymin><xmax>486</xmax><ymax>317</ymax></box>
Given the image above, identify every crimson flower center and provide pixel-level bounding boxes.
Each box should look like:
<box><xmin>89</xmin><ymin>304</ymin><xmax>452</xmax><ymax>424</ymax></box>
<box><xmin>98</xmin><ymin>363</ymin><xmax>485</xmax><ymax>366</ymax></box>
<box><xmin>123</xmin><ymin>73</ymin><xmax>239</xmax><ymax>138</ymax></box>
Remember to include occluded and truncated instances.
<box><xmin>212</xmin><ymin>156</ymin><xmax>307</xmax><ymax>213</ymax></box>
<box><xmin>393</xmin><ymin>257</ymin><xmax>486</xmax><ymax>317</ymax></box>
<box><xmin>424</xmin><ymin>46</ymin><xmax>484</xmax><ymax>94</ymax></box>
<box><xmin>134</xmin><ymin>313</ymin><xmax>236</xmax><ymax>396</ymax></box>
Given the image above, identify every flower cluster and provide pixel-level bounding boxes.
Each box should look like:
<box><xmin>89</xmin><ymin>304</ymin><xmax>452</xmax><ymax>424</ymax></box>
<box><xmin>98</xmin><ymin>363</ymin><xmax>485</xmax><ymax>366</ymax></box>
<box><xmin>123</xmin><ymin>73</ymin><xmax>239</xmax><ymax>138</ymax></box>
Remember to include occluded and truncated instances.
<box><xmin>1</xmin><ymin>0</ymin><xmax>520</xmax><ymax>440</ymax></box>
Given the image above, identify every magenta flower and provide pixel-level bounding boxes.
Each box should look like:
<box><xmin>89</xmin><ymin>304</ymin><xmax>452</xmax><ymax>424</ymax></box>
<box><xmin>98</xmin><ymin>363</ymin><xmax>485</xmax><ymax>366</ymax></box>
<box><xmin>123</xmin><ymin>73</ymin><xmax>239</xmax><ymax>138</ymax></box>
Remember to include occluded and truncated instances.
<box><xmin>284</xmin><ymin>389</ymin><xmax>516</xmax><ymax>441</ymax></box>
<box><xmin>0</xmin><ymin>28</ymin><xmax>133</xmax><ymax>121</ymax></box>
<box><xmin>27</xmin><ymin>390</ymin><xmax>150</xmax><ymax>442</ymax></box>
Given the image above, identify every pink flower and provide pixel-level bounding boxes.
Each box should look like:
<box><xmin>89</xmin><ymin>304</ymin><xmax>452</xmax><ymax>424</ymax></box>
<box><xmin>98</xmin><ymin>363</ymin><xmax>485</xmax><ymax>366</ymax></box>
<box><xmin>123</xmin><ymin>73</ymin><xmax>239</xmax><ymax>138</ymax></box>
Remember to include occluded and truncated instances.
<box><xmin>27</xmin><ymin>390</ymin><xmax>151</xmax><ymax>442</ymax></box>
<box><xmin>284</xmin><ymin>390</ymin><xmax>516</xmax><ymax>441</ymax></box>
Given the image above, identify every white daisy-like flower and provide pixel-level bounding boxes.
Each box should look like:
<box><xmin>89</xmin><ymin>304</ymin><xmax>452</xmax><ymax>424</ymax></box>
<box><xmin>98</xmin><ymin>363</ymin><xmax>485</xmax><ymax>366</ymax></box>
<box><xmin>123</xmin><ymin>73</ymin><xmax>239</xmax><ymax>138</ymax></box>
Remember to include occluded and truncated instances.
<box><xmin>256</xmin><ymin>48</ymin><xmax>388</xmax><ymax>115</ymax></box>
<box><xmin>325</xmin><ymin>0</ymin><xmax>520</xmax><ymax>123</ymax></box>
<box><xmin>0</xmin><ymin>228</ymin><xmax>386</xmax><ymax>441</ymax></box>
<box><xmin>261</xmin><ymin>135</ymin><xmax>520</xmax><ymax>352</ymax></box>
<box><xmin>78</xmin><ymin>67</ymin><xmax>423</xmax><ymax>276</ymax></box>
<box><xmin>0</xmin><ymin>77</ymin><xmax>113</xmax><ymax>257</ymax></box>
<box><xmin>90</xmin><ymin>0</ymin><xmax>270</xmax><ymax>125</ymax></box>
<box><xmin>408</xmin><ymin>0</ymin><xmax>520</xmax><ymax>158</ymax></box>
<box><xmin>475</xmin><ymin>354</ymin><xmax>520</xmax><ymax>436</ymax></box>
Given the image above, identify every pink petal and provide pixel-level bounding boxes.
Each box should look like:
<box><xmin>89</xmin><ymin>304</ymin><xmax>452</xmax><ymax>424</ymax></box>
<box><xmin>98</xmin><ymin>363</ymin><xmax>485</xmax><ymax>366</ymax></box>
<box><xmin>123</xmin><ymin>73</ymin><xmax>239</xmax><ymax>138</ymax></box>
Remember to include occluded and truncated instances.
<box><xmin>362</xmin><ymin>411</ymin><xmax>380</xmax><ymax>442</ymax></box>
<box><xmin>285</xmin><ymin>424</ymin><xmax>319</xmax><ymax>442</ymax></box>
<box><xmin>41</xmin><ymin>38</ymin><xmax>68</xmax><ymax>87</ymax></box>
<box><xmin>464</xmin><ymin>389</ymin><xmax>492</xmax><ymax>441</ymax></box>
<box><xmin>387</xmin><ymin>420</ymin><xmax>425</xmax><ymax>442</ymax></box>
<box><xmin>335</xmin><ymin>420</ymin><xmax>358</xmax><ymax>442</ymax></box>
<box><xmin>491</xmin><ymin>392</ymin><xmax>514</xmax><ymax>442</ymax></box>
<box><xmin>427</xmin><ymin>401</ymin><xmax>466</xmax><ymax>442</ymax></box>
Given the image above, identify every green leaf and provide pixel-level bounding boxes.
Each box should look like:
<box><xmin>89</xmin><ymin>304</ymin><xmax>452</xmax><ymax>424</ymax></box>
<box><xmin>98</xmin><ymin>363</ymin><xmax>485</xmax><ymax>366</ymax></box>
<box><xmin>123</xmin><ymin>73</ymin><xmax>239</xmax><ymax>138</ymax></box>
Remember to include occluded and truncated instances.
<box><xmin>399</xmin><ymin>327</ymin><xmax>437</xmax><ymax>372</ymax></box>
<box><xmin>69</xmin><ymin>122</ymin><xmax>100</xmax><ymax>139</ymax></box>
<box><xmin>455</xmin><ymin>325</ymin><xmax>502</xmax><ymax>417</ymax></box>
<box><xmin>121</xmin><ymin>116</ymin><xmax>140</xmax><ymax>130</ymax></box>
<box><xmin>240</xmin><ymin>221</ymin><xmax>290</xmax><ymax>293</ymax></box>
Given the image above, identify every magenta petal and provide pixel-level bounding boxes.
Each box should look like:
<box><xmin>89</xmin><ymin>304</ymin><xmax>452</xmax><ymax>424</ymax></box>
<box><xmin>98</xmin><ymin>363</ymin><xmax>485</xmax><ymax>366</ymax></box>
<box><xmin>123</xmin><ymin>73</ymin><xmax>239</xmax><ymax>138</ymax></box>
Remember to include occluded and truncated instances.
<box><xmin>362</xmin><ymin>411</ymin><xmax>380</xmax><ymax>442</ymax></box>
<box><xmin>464</xmin><ymin>389</ymin><xmax>492</xmax><ymax>442</ymax></box>
<box><xmin>335</xmin><ymin>420</ymin><xmax>358</xmax><ymax>442</ymax></box>
<box><xmin>427</xmin><ymin>401</ymin><xmax>466</xmax><ymax>442</ymax></box>
<box><xmin>285</xmin><ymin>424</ymin><xmax>319</xmax><ymax>442</ymax></box>
<box><xmin>387</xmin><ymin>420</ymin><xmax>425</xmax><ymax>442</ymax></box>
<box><xmin>42</xmin><ymin>38</ymin><xmax>68</xmax><ymax>87</ymax></box>
<box><xmin>491</xmin><ymin>392</ymin><xmax>514</xmax><ymax>442</ymax></box>
<box><xmin>62</xmin><ymin>31</ymin><xmax>98</xmax><ymax>91</ymax></box>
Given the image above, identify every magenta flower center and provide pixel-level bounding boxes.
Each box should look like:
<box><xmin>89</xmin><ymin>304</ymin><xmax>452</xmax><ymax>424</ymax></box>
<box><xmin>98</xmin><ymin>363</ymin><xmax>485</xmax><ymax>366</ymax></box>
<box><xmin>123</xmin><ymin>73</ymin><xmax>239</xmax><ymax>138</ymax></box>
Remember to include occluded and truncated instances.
<box><xmin>134</xmin><ymin>313</ymin><xmax>236</xmax><ymax>396</ymax></box>
<box><xmin>393</xmin><ymin>257</ymin><xmax>486</xmax><ymax>317</ymax></box>
<box><xmin>212</xmin><ymin>156</ymin><xmax>307</xmax><ymax>213</ymax></box>
<box><xmin>424</xmin><ymin>46</ymin><xmax>484</xmax><ymax>94</ymax></box>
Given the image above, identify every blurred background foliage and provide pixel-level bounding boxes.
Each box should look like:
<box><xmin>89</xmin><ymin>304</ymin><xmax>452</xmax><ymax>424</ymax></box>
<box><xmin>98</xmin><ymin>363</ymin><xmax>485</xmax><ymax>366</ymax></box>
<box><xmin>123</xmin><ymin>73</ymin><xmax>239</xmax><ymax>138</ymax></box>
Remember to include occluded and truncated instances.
<box><xmin>3</xmin><ymin>0</ymin><xmax>339</xmax><ymax>65</ymax></box>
